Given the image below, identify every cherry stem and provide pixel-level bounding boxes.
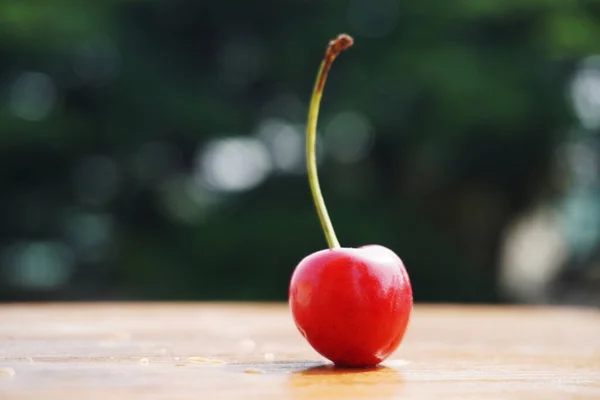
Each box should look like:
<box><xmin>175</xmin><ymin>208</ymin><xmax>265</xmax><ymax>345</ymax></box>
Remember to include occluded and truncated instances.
<box><xmin>306</xmin><ymin>34</ymin><xmax>354</xmax><ymax>249</ymax></box>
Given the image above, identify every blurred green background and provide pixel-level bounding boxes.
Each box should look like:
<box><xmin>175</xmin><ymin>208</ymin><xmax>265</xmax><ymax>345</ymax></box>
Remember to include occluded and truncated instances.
<box><xmin>1</xmin><ymin>0</ymin><xmax>600</xmax><ymax>305</ymax></box>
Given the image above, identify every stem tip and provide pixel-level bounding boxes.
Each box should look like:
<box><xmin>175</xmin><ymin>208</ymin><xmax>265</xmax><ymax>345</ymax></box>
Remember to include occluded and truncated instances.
<box><xmin>327</xmin><ymin>34</ymin><xmax>354</xmax><ymax>58</ymax></box>
<box><xmin>317</xmin><ymin>34</ymin><xmax>354</xmax><ymax>93</ymax></box>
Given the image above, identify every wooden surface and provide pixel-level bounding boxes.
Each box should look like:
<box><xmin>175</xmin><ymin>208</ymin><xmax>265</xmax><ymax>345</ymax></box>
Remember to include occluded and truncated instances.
<box><xmin>0</xmin><ymin>303</ymin><xmax>599</xmax><ymax>399</ymax></box>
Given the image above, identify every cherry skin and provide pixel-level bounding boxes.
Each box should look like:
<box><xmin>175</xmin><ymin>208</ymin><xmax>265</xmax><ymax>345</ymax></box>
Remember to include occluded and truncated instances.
<box><xmin>289</xmin><ymin>244</ymin><xmax>413</xmax><ymax>367</ymax></box>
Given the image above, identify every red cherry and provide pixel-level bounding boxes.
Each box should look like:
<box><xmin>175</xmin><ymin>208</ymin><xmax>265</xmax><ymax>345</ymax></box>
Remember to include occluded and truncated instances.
<box><xmin>289</xmin><ymin>245</ymin><xmax>412</xmax><ymax>367</ymax></box>
<box><xmin>289</xmin><ymin>34</ymin><xmax>414</xmax><ymax>367</ymax></box>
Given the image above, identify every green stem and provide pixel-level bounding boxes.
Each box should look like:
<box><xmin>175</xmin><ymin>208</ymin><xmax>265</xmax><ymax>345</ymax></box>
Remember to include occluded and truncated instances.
<box><xmin>306</xmin><ymin>34</ymin><xmax>354</xmax><ymax>249</ymax></box>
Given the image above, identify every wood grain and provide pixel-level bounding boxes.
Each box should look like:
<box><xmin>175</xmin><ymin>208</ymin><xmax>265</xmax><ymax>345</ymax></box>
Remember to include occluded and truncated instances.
<box><xmin>0</xmin><ymin>303</ymin><xmax>599</xmax><ymax>399</ymax></box>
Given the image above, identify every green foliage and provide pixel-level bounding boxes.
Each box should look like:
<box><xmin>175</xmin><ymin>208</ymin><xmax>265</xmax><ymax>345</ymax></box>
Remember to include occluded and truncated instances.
<box><xmin>1</xmin><ymin>0</ymin><xmax>599</xmax><ymax>302</ymax></box>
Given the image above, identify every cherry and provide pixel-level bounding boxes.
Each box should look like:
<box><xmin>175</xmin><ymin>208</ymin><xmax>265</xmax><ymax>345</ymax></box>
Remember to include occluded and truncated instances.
<box><xmin>289</xmin><ymin>34</ymin><xmax>413</xmax><ymax>368</ymax></box>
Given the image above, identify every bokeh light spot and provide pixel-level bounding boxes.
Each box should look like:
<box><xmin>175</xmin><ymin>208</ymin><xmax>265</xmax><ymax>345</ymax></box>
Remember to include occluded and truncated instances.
<box><xmin>196</xmin><ymin>137</ymin><xmax>272</xmax><ymax>192</ymax></box>
<box><xmin>64</xmin><ymin>212</ymin><xmax>114</xmax><ymax>263</ymax></box>
<box><xmin>324</xmin><ymin>111</ymin><xmax>374</xmax><ymax>164</ymax></box>
<box><xmin>159</xmin><ymin>175</ymin><xmax>215</xmax><ymax>225</ymax></box>
<box><xmin>570</xmin><ymin>55</ymin><xmax>600</xmax><ymax>130</ymax></box>
<box><xmin>2</xmin><ymin>242</ymin><xmax>74</xmax><ymax>290</ymax></box>
<box><xmin>257</xmin><ymin>118</ymin><xmax>304</xmax><ymax>173</ymax></box>
<box><xmin>9</xmin><ymin>72</ymin><xmax>56</xmax><ymax>121</ymax></box>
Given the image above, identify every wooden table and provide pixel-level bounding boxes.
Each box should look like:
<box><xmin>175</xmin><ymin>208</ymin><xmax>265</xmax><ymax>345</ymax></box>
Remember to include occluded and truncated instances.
<box><xmin>0</xmin><ymin>303</ymin><xmax>599</xmax><ymax>399</ymax></box>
